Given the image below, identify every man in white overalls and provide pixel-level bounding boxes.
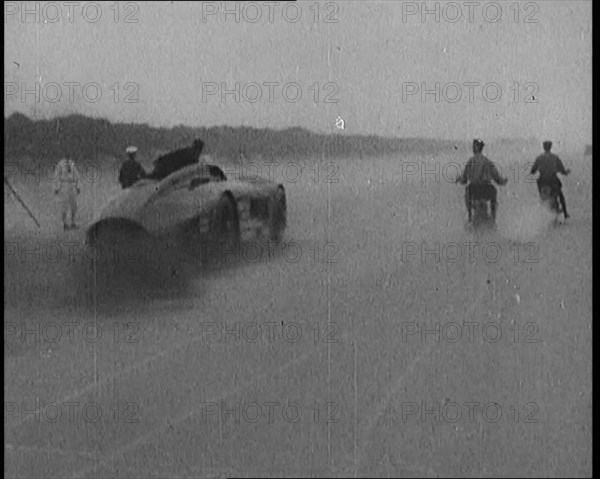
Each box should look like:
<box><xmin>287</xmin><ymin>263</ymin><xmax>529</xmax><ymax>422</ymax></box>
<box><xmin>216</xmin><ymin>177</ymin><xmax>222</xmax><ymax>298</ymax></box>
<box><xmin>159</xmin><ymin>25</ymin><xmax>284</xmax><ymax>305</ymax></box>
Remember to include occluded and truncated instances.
<box><xmin>54</xmin><ymin>156</ymin><xmax>81</xmax><ymax>231</ymax></box>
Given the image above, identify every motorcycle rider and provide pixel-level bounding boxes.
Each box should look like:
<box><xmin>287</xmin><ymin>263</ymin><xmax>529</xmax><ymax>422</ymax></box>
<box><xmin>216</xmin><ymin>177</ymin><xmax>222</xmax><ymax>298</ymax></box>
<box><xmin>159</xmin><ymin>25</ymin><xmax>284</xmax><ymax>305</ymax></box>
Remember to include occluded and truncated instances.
<box><xmin>456</xmin><ymin>139</ymin><xmax>508</xmax><ymax>223</ymax></box>
<box><xmin>530</xmin><ymin>140</ymin><xmax>570</xmax><ymax>219</ymax></box>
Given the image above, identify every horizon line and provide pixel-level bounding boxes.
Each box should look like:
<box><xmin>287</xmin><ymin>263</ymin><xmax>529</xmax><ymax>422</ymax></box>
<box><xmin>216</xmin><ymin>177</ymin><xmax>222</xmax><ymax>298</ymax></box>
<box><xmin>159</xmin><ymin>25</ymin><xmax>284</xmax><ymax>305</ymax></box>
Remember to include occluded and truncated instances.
<box><xmin>5</xmin><ymin>112</ymin><xmax>544</xmax><ymax>144</ymax></box>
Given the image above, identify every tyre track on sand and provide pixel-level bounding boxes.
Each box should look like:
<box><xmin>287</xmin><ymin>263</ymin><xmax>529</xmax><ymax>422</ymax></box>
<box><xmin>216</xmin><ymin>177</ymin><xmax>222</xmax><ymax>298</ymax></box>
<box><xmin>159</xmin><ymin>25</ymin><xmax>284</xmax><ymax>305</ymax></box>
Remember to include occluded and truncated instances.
<box><xmin>68</xmin><ymin>345</ymin><xmax>322</xmax><ymax>479</ymax></box>
<box><xmin>354</xmin><ymin>282</ymin><xmax>488</xmax><ymax>472</ymax></box>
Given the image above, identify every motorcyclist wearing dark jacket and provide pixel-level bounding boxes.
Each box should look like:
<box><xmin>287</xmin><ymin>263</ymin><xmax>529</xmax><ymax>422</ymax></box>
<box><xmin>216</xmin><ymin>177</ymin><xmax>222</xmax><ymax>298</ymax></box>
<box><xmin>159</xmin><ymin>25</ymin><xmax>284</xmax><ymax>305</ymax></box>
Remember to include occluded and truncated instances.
<box><xmin>530</xmin><ymin>140</ymin><xmax>570</xmax><ymax>219</ymax></box>
<box><xmin>457</xmin><ymin>139</ymin><xmax>508</xmax><ymax>223</ymax></box>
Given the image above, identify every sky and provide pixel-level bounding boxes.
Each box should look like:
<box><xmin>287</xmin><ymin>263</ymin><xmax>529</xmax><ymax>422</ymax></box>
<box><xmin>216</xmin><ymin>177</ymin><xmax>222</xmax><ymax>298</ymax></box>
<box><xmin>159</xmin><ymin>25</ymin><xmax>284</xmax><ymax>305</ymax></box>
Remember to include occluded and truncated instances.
<box><xmin>4</xmin><ymin>1</ymin><xmax>593</xmax><ymax>148</ymax></box>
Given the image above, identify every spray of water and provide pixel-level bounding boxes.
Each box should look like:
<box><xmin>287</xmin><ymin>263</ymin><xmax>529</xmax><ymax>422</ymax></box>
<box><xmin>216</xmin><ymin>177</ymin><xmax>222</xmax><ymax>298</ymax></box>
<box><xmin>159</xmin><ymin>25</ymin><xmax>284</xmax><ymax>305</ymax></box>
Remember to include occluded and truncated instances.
<box><xmin>498</xmin><ymin>201</ymin><xmax>556</xmax><ymax>242</ymax></box>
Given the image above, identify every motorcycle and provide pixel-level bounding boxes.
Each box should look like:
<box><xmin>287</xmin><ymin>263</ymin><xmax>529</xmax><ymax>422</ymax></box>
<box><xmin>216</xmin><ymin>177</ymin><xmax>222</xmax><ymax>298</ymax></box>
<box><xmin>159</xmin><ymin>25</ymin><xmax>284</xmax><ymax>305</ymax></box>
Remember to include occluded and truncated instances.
<box><xmin>468</xmin><ymin>197</ymin><xmax>496</xmax><ymax>231</ymax></box>
<box><xmin>539</xmin><ymin>184</ymin><xmax>562</xmax><ymax>224</ymax></box>
<box><xmin>456</xmin><ymin>177</ymin><xmax>498</xmax><ymax>232</ymax></box>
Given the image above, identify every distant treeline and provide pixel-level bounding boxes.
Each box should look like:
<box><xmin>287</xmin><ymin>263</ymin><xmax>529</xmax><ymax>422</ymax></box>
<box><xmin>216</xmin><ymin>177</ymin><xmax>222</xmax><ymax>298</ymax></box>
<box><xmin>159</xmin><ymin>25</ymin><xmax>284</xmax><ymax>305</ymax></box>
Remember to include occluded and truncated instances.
<box><xmin>4</xmin><ymin>112</ymin><xmax>539</xmax><ymax>166</ymax></box>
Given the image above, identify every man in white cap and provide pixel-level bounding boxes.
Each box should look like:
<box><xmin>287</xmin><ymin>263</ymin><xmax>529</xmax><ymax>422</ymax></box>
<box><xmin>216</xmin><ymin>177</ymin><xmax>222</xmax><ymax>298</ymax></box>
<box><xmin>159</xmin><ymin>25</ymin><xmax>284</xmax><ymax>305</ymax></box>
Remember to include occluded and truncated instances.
<box><xmin>119</xmin><ymin>146</ymin><xmax>147</xmax><ymax>188</ymax></box>
<box><xmin>54</xmin><ymin>155</ymin><xmax>81</xmax><ymax>231</ymax></box>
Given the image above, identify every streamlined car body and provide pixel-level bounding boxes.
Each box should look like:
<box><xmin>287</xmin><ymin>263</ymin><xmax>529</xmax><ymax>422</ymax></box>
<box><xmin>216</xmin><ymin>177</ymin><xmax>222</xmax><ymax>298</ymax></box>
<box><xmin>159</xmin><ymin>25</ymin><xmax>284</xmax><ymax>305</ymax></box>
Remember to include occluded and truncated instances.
<box><xmin>85</xmin><ymin>161</ymin><xmax>287</xmax><ymax>264</ymax></box>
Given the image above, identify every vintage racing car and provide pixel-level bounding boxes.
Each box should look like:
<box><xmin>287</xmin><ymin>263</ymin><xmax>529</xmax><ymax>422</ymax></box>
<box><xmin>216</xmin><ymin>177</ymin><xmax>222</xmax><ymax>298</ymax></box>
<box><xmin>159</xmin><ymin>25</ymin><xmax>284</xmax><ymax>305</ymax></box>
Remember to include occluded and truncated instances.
<box><xmin>85</xmin><ymin>158</ymin><xmax>287</xmax><ymax>270</ymax></box>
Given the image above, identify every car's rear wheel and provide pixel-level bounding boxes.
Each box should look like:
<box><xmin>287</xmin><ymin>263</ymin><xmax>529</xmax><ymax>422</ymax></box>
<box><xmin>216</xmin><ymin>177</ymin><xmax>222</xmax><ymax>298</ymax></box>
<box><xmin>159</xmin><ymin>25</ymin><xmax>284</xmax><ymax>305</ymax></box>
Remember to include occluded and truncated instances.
<box><xmin>269</xmin><ymin>187</ymin><xmax>287</xmax><ymax>242</ymax></box>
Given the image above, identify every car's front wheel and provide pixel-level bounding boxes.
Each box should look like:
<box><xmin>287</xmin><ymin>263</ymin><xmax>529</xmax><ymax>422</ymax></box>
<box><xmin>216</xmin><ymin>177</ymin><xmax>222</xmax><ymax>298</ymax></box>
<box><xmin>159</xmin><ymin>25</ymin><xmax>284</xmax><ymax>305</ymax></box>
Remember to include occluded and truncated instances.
<box><xmin>204</xmin><ymin>194</ymin><xmax>240</xmax><ymax>263</ymax></box>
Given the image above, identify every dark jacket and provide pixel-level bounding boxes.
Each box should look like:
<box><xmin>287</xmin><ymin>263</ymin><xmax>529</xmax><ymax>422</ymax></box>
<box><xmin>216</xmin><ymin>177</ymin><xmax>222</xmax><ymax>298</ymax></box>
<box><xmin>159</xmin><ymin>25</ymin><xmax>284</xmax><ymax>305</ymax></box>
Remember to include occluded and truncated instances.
<box><xmin>459</xmin><ymin>153</ymin><xmax>506</xmax><ymax>186</ymax></box>
<box><xmin>531</xmin><ymin>152</ymin><xmax>568</xmax><ymax>186</ymax></box>
<box><xmin>119</xmin><ymin>159</ymin><xmax>146</xmax><ymax>188</ymax></box>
